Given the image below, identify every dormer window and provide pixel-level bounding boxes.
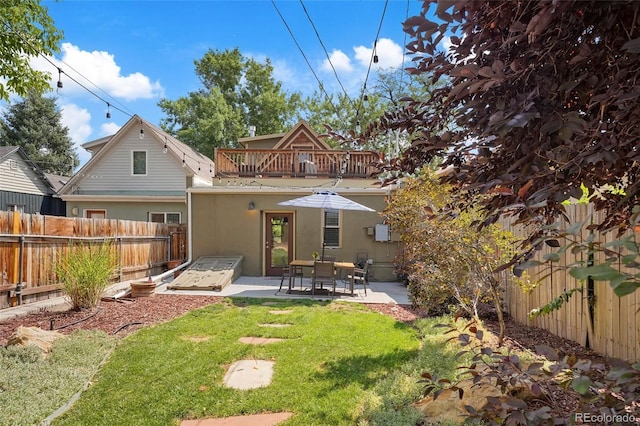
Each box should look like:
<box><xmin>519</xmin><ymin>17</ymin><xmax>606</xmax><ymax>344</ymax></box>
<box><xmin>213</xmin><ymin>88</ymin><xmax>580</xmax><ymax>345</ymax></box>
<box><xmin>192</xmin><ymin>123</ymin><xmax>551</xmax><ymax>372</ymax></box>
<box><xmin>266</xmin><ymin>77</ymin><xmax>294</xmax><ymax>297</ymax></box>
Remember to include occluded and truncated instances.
<box><xmin>132</xmin><ymin>150</ymin><xmax>147</xmax><ymax>175</ymax></box>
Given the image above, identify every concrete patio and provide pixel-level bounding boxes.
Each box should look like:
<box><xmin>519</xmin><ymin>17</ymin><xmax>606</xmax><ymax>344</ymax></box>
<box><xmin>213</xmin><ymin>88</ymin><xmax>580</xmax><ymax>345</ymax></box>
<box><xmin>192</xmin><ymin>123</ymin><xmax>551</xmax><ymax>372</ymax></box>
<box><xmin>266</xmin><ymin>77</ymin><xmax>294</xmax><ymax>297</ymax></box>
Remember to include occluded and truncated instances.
<box><xmin>158</xmin><ymin>275</ymin><xmax>409</xmax><ymax>304</ymax></box>
<box><xmin>0</xmin><ymin>275</ymin><xmax>410</xmax><ymax>322</ymax></box>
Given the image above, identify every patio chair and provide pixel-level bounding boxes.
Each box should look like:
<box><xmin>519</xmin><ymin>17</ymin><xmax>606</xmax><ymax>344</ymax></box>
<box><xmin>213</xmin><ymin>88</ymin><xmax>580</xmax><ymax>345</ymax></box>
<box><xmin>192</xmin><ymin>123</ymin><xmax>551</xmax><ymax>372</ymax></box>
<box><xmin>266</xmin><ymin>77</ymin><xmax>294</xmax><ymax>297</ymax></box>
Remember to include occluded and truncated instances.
<box><xmin>311</xmin><ymin>260</ymin><xmax>336</xmax><ymax>298</ymax></box>
<box><xmin>278</xmin><ymin>265</ymin><xmax>303</xmax><ymax>294</ymax></box>
<box><xmin>346</xmin><ymin>260</ymin><xmax>369</xmax><ymax>295</ymax></box>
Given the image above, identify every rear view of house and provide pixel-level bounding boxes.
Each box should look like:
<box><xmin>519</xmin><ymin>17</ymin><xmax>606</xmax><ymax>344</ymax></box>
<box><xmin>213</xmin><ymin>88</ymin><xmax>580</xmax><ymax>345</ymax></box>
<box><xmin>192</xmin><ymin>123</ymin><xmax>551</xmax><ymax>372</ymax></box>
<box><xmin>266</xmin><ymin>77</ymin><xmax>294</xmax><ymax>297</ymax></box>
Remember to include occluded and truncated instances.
<box><xmin>57</xmin><ymin>115</ymin><xmax>215</xmax><ymax>224</ymax></box>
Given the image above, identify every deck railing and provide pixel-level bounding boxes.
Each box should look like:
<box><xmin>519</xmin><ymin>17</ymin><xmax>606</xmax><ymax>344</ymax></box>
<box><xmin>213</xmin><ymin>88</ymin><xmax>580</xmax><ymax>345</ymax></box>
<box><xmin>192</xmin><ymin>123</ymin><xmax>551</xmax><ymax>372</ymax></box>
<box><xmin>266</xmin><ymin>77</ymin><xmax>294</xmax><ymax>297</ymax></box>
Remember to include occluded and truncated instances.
<box><xmin>214</xmin><ymin>148</ymin><xmax>381</xmax><ymax>178</ymax></box>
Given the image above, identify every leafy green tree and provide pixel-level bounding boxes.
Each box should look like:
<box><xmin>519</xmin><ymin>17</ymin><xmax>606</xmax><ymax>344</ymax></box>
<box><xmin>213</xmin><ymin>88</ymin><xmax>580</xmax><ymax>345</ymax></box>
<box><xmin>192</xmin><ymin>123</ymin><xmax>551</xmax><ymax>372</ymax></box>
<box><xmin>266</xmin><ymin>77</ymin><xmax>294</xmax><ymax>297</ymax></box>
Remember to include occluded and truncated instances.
<box><xmin>0</xmin><ymin>0</ymin><xmax>63</xmax><ymax>101</ymax></box>
<box><xmin>300</xmin><ymin>89</ymin><xmax>386</xmax><ymax>151</ymax></box>
<box><xmin>0</xmin><ymin>90</ymin><xmax>78</xmax><ymax>175</ymax></box>
<box><xmin>159</xmin><ymin>48</ymin><xmax>301</xmax><ymax>155</ymax></box>
<box><xmin>310</xmin><ymin>68</ymin><xmax>444</xmax><ymax>154</ymax></box>
<box><xmin>385</xmin><ymin>167</ymin><xmax>517</xmax><ymax>343</ymax></box>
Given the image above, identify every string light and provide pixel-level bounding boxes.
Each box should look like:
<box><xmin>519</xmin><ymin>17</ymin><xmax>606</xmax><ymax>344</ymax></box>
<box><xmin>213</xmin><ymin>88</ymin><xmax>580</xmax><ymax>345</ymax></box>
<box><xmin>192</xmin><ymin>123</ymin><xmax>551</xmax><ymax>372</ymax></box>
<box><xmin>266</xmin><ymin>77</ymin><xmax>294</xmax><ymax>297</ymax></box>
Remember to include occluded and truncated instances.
<box><xmin>143</xmin><ymin>121</ymin><xmax>214</xmax><ymax>176</ymax></box>
<box><xmin>373</xmin><ymin>40</ymin><xmax>379</xmax><ymax>63</ymax></box>
<box><xmin>56</xmin><ymin>68</ymin><xmax>63</xmax><ymax>92</ymax></box>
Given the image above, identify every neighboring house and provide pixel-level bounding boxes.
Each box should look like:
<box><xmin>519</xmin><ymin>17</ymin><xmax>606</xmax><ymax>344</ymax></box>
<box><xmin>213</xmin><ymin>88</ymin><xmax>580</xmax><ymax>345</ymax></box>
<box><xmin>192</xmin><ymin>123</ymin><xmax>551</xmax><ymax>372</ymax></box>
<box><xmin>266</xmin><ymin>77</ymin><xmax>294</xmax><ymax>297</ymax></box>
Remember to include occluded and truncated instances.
<box><xmin>189</xmin><ymin>120</ymin><xmax>402</xmax><ymax>280</ymax></box>
<box><xmin>0</xmin><ymin>146</ymin><xmax>65</xmax><ymax>215</ymax></box>
<box><xmin>58</xmin><ymin>115</ymin><xmax>214</xmax><ymax>223</ymax></box>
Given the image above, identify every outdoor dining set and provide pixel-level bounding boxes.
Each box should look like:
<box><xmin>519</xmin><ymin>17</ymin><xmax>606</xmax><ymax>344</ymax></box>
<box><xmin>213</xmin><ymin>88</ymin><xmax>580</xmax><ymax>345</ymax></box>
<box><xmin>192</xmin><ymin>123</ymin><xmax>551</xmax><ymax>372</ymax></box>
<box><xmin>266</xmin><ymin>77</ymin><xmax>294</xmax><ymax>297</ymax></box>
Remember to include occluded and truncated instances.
<box><xmin>274</xmin><ymin>190</ymin><xmax>375</xmax><ymax>298</ymax></box>
<box><xmin>277</xmin><ymin>256</ymin><xmax>370</xmax><ymax>298</ymax></box>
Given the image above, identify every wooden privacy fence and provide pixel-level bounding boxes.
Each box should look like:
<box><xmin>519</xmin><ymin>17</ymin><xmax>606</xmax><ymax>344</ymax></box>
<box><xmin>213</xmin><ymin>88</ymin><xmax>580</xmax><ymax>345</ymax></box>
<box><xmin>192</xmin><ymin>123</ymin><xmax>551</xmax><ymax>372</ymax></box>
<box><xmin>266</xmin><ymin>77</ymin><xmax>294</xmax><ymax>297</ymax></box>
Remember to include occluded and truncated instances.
<box><xmin>0</xmin><ymin>211</ymin><xmax>187</xmax><ymax>309</ymax></box>
<box><xmin>500</xmin><ymin>203</ymin><xmax>640</xmax><ymax>362</ymax></box>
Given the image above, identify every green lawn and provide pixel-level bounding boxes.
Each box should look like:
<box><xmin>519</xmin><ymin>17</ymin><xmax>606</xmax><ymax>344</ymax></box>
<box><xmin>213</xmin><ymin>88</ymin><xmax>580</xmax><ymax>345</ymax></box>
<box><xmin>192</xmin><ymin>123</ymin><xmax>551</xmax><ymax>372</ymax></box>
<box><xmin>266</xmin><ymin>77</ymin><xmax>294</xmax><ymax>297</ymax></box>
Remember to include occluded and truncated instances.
<box><xmin>53</xmin><ymin>298</ymin><xmax>422</xmax><ymax>426</ymax></box>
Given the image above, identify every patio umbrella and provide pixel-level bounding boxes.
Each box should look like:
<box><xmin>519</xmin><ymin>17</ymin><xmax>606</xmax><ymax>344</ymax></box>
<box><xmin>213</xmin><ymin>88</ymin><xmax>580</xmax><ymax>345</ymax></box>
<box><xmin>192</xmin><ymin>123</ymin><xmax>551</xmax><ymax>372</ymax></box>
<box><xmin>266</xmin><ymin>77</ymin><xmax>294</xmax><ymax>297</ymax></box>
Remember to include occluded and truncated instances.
<box><xmin>278</xmin><ymin>191</ymin><xmax>376</xmax><ymax>258</ymax></box>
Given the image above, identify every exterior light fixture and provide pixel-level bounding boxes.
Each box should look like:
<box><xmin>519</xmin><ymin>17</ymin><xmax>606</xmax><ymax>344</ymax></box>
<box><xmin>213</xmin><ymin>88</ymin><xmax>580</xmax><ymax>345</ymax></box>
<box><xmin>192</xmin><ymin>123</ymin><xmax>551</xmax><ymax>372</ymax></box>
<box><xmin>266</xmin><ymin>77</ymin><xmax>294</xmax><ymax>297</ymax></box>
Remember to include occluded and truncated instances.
<box><xmin>248</xmin><ymin>201</ymin><xmax>256</xmax><ymax>211</ymax></box>
<box><xmin>373</xmin><ymin>40</ymin><xmax>379</xmax><ymax>63</ymax></box>
<box><xmin>139</xmin><ymin>128</ymin><xmax>145</xmax><ymax>139</ymax></box>
<box><xmin>106</xmin><ymin>103</ymin><xmax>111</xmax><ymax>119</ymax></box>
<box><xmin>57</xmin><ymin>68</ymin><xmax>63</xmax><ymax>90</ymax></box>
<box><xmin>163</xmin><ymin>137</ymin><xmax>168</xmax><ymax>154</ymax></box>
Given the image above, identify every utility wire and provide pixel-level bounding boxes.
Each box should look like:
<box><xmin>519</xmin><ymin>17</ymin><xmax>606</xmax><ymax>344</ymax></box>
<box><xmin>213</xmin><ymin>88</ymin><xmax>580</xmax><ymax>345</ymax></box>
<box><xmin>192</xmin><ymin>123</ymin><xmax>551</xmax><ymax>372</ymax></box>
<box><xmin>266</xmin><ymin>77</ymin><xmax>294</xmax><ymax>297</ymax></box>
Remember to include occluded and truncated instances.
<box><xmin>271</xmin><ymin>0</ymin><xmax>342</xmax><ymax>120</ymax></box>
<box><xmin>400</xmin><ymin>0</ymin><xmax>409</xmax><ymax>89</ymax></box>
<box><xmin>1</xmin><ymin>20</ymin><xmax>134</xmax><ymax>120</ymax></box>
<box><xmin>356</xmin><ymin>0</ymin><xmax>389</xmax><ymax>123</ymax></box>
<box><xmin>299</xmin><ymin>0</ymin><xmax>354</xmax><ymax>110</ymax></box>
<box><xmin>54</xmin><ymin>56</ymin><xmax>137</xmax><ymax>118</ymax></box>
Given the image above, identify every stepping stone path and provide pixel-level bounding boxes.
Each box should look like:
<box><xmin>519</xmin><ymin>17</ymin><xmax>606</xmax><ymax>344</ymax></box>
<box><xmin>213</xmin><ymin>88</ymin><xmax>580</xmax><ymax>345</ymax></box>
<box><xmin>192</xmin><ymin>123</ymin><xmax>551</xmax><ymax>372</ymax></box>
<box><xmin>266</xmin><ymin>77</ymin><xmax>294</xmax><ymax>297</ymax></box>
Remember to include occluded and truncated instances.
<box><xmin>238</xmin><ymin>337</ymin><xmax>284</xmax><ymax>344</ymax></box>
<box><xmin>182</xmin><ymin>336</ymin><xmax>210</xmax><ymax>343</ymax></box>
<box><xmin>181</xmin><ymin>412</ymin><xmax>293</xmax><ymax>425</ymax></box>
<box><xmin>184</xmin><ymin>308</ymin><xmax>294</xmax><ymax>425</ymax></box>
<box><xmin>223</xmin><ymin>360</ymin><xmax>274</xmax><ymax>390</ymax></box>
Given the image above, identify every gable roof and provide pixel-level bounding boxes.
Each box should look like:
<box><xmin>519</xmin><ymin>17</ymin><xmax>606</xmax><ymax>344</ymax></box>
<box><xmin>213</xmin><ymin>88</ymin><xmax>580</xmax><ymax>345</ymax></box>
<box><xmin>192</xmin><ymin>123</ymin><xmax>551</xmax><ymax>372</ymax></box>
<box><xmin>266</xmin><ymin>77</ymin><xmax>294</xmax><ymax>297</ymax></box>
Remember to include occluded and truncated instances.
<box><xmin>0</xmin><ymin>146</ymin><xmax>56</xmax><ymax>193</ymax></box>
<box><xmin>237</xmin><ymin>120</ymin><xmax>333</xmax><ymax>151</ymax></box>
<box><xmin>43</xmin><ymin>172</ymin><xmax>69</xmax><ymax>193</ymax></box>
<box><xmin>60</xmin><ymin>114</ymin><xmax>215</xmax><ymax>195</ymax></box>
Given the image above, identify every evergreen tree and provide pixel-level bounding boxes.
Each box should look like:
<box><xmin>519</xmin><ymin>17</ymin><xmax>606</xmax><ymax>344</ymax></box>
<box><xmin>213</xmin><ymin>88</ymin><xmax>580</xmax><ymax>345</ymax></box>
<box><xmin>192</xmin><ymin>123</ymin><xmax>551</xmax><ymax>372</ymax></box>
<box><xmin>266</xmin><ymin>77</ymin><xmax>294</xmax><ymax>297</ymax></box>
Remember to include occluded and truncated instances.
<box><xmin>0</xmin><ymin>90</ymin><xmax>78</xmax><ymax>175</ymax></box>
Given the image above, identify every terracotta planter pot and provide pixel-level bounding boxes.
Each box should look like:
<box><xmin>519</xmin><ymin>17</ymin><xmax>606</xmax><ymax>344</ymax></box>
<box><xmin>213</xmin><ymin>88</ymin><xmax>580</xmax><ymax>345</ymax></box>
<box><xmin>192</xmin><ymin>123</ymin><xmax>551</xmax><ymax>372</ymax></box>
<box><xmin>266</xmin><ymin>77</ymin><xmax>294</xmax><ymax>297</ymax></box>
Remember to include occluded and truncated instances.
<box><xmin>130</xmin><ymin>281</ymin><xmax>155</xmax><ymax>298</ymax></box>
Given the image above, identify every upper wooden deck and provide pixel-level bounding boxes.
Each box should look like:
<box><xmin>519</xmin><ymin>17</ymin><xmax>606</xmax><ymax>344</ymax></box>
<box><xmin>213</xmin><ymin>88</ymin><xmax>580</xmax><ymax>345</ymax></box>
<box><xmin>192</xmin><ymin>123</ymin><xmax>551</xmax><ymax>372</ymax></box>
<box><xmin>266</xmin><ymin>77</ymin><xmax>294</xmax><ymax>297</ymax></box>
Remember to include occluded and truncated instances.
<box><xmin>214</xmin><ymin>148</ymin><xmax>381</xmax><ymax>178</ymax></box>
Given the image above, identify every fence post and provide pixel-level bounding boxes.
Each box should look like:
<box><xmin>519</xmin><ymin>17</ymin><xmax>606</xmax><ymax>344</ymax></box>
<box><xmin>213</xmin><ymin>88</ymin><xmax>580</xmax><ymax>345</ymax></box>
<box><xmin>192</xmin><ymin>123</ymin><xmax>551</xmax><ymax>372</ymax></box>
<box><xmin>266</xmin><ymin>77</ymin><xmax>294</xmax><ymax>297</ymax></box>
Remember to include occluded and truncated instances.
<box><xmin>118</xmin><ymin>237</ymin><xmax>123</xmax><ymax>281</ymax></box>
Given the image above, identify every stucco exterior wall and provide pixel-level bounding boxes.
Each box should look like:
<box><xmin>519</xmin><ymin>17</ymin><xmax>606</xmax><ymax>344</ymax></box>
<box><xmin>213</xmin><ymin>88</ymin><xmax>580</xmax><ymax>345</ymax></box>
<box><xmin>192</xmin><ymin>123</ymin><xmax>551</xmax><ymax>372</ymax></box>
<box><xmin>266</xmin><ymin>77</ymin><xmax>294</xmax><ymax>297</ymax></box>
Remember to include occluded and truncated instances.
<box><xmin>190</xmin><ymin>190</ymin><xmax>401</xmax><ymax>280</ymax></box>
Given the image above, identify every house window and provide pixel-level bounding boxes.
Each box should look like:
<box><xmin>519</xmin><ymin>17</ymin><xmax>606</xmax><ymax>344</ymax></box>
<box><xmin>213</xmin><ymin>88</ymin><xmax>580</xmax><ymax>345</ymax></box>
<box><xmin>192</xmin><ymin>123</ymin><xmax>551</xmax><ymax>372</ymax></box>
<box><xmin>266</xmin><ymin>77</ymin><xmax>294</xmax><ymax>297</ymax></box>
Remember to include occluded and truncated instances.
<box><xmin>86</xmin><ymin>209</ymin><xmax>106</xmax><ymax>219</ymax></box>
<box><xmin>7</xmin><ymin>204</ymin><xmax>24</xmax><ymax>213</ymax></box>
<box><xmin>132</xmin><ymin>150</ymin><xmax>147</xmax><ymax>175</ymax></box>
<box><xmin>149</xmin><ymin>212</ymin><xmax>181</xmax><ymax>224</ymax></box>
<box><xmin>323</xmin><ymin>209</ymin><xmax>341</xmax><ymax>248</ymax></box>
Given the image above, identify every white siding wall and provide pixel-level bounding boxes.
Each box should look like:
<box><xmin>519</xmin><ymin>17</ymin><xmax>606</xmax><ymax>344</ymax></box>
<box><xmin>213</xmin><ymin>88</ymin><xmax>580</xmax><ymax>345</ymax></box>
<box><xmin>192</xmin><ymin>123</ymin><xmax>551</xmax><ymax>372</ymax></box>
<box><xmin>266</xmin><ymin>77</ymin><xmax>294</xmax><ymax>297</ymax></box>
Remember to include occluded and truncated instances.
<box><xmin>79</xmin><ymin>133</ymin><xmax>187</xmax><ymax>192</ymax></box>
<box><xmin>0</xmin><ymin>152</ymin><xmax>50</xmax><ymax>195</ymax></box>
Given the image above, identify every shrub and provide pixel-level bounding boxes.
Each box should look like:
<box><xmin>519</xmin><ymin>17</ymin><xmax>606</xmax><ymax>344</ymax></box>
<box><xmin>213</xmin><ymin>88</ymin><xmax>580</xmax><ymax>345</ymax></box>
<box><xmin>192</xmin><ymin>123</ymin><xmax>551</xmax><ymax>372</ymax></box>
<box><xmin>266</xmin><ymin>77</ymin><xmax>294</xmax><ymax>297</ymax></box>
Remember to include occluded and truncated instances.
<box><xmin>54</xmin><ymin>241</ymin><xmax>117</xmax><ymax>310</ymax></box>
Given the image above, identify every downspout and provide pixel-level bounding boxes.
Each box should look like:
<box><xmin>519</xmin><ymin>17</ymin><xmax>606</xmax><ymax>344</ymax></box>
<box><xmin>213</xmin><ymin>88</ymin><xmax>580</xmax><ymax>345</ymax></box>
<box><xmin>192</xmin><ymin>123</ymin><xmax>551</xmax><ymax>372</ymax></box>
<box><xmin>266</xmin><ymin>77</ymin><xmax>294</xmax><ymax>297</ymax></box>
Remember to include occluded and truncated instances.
<box><xmin>151</xmin><ymin>190</ymin><xmax>193</xmax><ymax>283</ymax></box>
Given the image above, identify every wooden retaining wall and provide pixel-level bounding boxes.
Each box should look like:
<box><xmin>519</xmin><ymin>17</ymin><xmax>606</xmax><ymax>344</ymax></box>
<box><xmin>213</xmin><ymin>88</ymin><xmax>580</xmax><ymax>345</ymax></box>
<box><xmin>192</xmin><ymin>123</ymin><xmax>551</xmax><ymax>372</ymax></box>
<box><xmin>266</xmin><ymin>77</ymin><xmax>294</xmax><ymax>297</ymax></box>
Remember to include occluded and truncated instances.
<box><xmin>0</xmin><ymin>212</ymin><xmax>187</xmax><ymax>309</ymax></box>
<box><xmin>501</xmin><ymin>203</ymin><xmax>640</xmax><ymax>362</ymax></box>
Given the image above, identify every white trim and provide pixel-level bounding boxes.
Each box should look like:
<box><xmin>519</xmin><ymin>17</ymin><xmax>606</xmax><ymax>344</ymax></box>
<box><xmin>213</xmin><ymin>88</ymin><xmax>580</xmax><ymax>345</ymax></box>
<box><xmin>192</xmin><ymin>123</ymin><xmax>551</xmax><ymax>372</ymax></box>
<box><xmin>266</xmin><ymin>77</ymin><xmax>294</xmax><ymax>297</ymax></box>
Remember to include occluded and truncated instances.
<box><xmin>131</xmin><ymin>150</ymin><xmax>148</xmax><ymax>176</ymax></box>
<box><xmin>60</xmin><ymin>195</ymin><xmax>186</xmax><ymax>202</ymax></box>
<box><xmin>149</xmin><ymin>211</ymin><xmax>182</xmax><ymax>224</ymax></box>
<box><xmin>322</xmin><ymin>209</ymin><xmax>342</xmax><ymax>248</ymax></box>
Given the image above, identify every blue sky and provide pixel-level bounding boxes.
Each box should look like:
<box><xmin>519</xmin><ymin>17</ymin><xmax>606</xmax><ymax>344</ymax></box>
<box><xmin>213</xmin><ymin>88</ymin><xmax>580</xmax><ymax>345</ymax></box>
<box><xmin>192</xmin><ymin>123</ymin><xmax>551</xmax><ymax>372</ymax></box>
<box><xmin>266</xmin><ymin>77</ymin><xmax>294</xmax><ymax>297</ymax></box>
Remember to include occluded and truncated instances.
<box><xmin>28</xmin><ymin>0</ymin><xmax>424</xmax><ymax>168</ymax></box>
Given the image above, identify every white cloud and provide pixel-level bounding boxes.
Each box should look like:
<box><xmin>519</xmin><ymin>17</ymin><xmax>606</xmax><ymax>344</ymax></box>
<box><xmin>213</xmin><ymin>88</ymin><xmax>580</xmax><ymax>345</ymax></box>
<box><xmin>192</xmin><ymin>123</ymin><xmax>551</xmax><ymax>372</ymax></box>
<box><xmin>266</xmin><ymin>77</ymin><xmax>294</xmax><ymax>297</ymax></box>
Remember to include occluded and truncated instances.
<box><xmin>32</xmin><ymin>43</ymin><xmax>164</xmax><ymax>101</ymax></box>
<box><xmin>100</xmin><ymin>122</ymin><xmax>121</xmax><ymax>137</ymax></box>
<box><xmin>353</xmin><ymin>38</ymin><xmax>405</xmax><ymax>70</ymax></box>
<box><xmin>61</xmin><ymin>103</ymin><xmax>92</xmax><ymax>142</ymax></box>
<box><xmin>60</xmin><ymin>103</ymin><xmax>92</xmax><ymax>167</ymax></box>
<box><xmin>271</xmin><ymin>59</ymin><xmax>295</xmax><ymax>87</ymax></box>
<box><xmin>321</xmin><ymin>50</ymin><xmax>353</xmax><ymax>73</ymax></box>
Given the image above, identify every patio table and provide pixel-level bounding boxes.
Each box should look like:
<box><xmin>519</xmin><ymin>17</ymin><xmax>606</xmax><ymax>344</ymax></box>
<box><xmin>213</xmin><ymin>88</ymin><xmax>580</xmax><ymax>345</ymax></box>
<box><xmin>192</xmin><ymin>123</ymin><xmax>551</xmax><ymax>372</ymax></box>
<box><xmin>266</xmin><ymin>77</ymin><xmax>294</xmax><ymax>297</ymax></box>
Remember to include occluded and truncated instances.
<box><xmin>288</xmin><ymin>260</ymin><xmax>356</xmax><ymax>296</ymax></box>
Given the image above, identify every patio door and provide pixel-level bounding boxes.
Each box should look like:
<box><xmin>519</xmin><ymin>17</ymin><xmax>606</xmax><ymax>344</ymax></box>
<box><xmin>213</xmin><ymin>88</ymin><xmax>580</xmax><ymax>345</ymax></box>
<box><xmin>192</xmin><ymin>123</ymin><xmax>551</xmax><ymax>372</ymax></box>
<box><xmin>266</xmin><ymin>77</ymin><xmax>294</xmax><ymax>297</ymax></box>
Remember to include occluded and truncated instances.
<box><xmin>265</xmin><ymin>213</ymin><xmax>294</xmax><ymax>276</ymax></box>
